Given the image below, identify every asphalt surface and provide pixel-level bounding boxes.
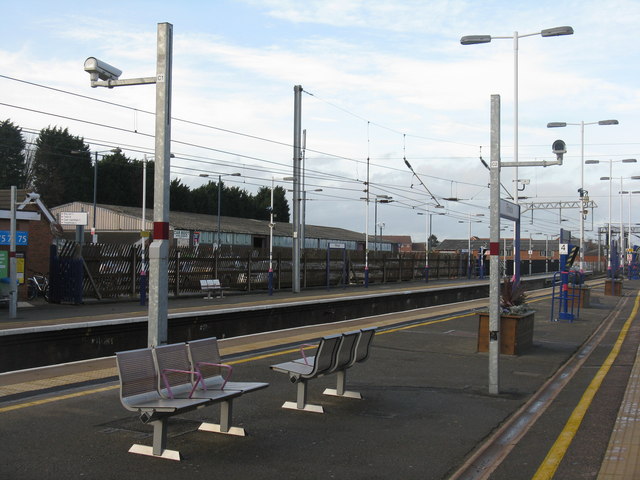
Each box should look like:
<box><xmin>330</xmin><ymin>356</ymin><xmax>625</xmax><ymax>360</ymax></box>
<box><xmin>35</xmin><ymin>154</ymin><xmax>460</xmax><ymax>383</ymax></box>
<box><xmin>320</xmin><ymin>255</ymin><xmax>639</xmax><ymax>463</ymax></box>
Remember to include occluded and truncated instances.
<box><xmin>0</xmin><ymin>279</ymin><xmax>638</xmax><ymax>479</ymax></box>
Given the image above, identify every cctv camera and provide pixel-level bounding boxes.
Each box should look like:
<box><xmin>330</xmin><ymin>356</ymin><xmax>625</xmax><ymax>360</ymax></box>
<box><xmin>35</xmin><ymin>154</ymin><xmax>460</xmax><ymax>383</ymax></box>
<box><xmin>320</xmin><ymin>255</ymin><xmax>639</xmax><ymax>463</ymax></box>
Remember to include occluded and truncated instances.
<box><xmin>552</xmin><ymin>139</ymin><xmax>566</xmax><ymax>160</ymax></box>
<box><xmin>84</xmin><ymin>57</ymin><xmax>122</xmax><ymax>82</ymax></box>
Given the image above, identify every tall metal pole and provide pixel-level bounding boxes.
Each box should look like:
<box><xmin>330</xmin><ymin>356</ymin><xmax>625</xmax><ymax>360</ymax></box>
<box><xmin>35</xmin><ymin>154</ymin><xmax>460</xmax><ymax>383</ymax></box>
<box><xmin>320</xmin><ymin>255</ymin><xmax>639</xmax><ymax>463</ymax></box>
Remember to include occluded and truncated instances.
<box><xmin>620</xmin><ymin>177</ymin><xmax>625</xmax><ymax>275</ymax></box>
<box><xmin>292</xmin><ymin>85</ymin><xmax>302</xmax><ymax>293</ymax></box>
<box><xmin>268</xmin><ymin>177</ymin><xmax>274</xmax><ymax>296</ymax></box>
<box><xmin>217</xmin><ymin>175</ymin><xmax>222</xmax><ymax>247</ymax></box>
<box><xmin>468</xmin><ymin>214</ymin><xmax>472</xmax><ymax>279</ymax></box>
<box><xmin>364</xmin><ymin>157</ymin><xmax>370</xmax><ymax>287</ymax></box>
<box><xmin>579</xmin><ymin>121</ymin><xmax>585</xmax><ymax>270</ymax></box>
<box><xmin>92</xmin><ymin>151</ymin><xmax>98</xmax><ymax>244</ymax></box>
<box><xmin>9</xmin><ymin>186</ymin><xmax>17</xmax><ymax>318</ymax></box>
<box><xmin>512</xmin><ymin>32</ymin><xmax>520</xmax><ymax>281</ymax></box>
<box><xmin>374</xmin><ymin>199</ymin><xmax>378</xmax><ymax>252</ymax></box>
<box><xmin>608</xmin><ymin>160</ymin><xmax>612</xmax><ymax>275</ymax></box>
<box><xmin>140</xmin><ymin>154</ymin><xmax>148</xmax><ymax>305</ymax></box>
<box><xmin>489</xmin><ymin>94</ymin><xmax>502</xmax><ymax>395</ymax></box>
<box><xmin>148</xmin><ymin>22</ymin><xmax>172</xmax><ymax>347</ymax></box>
<box><xmin>628</xmin><ymin>191</ymin><xmax>633</xmax><ymax>277</ymax></box>
<box><xmin>301</xmin><ymin>129</ymin><xmax>306</xmax><ymax>252</ymax></box>
<box><xmin>425</xmin><ymin>208</ymin><xmax>430</xmax><ymax>282</ymax></box>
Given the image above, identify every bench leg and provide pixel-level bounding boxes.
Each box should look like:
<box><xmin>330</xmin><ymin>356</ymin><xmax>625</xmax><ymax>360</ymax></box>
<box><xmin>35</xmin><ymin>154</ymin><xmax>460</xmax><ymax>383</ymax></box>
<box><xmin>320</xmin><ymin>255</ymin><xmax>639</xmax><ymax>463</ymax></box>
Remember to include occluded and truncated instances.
<box><xmin>282</xmin><ymin>379</ymin><xmax>324</xmax><ymax>413</ymax></box>
<box><xmin>323</xmin><ymin>370</ymin><xmax>363</xmax><ymax>400</ymax></box>
<box><xmin>198</xmin><ymin>400</ymin><xmax>246</xmax><ymax>436</ymax></box>
<box><xmin>128</xmin><ymin>418</ymin><xmax>181</xmax><ymax>461</ymax></box>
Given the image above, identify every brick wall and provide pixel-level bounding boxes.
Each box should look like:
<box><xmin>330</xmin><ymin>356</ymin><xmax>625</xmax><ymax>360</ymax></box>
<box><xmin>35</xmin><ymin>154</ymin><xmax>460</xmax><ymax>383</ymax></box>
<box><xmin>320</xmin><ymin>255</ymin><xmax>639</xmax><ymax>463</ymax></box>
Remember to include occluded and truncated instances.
<box><xmin>0</xmin><ymin>207</ymin><xmax>53</xmax><ymax>299</ymax></box>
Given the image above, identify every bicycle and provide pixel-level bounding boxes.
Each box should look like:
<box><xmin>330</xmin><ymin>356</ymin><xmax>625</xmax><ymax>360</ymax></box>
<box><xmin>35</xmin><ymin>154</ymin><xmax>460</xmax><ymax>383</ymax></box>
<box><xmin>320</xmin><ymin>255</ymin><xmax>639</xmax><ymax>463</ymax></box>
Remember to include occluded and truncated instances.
<box><xmin>27</xmin><ymin>272</ymin><xmax>49</xmax><ymax>302</ymax></box>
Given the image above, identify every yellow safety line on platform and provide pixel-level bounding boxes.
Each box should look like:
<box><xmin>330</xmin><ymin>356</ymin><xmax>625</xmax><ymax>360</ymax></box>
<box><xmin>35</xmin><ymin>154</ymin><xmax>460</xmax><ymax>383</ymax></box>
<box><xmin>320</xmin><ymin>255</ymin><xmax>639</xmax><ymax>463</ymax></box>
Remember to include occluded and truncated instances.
<box><xmin>532</xmin><ymin>290</ymin><xmax>640</xmax><ymax>480</ymax></box>
<box><xmin>0</xmin><ymin>385</ymin><xmax>117</xmax><ymax>414</ymax></box>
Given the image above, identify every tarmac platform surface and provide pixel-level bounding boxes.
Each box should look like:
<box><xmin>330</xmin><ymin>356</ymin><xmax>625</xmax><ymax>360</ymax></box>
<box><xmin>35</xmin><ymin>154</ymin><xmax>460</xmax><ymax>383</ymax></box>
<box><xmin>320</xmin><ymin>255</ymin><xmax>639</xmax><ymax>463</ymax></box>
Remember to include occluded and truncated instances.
<box><xmin>1</xmin><ymin>278</ymin><xmax>640</xmax><ymax>479</ymax></box>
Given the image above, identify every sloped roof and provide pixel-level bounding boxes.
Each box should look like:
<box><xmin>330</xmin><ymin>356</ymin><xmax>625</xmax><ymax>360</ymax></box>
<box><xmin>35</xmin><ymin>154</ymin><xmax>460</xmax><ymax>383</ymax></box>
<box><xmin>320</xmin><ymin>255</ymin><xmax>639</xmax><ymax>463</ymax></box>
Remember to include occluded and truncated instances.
<box><xmin>54</xmin><ymin>202</ymin><xmax>369</xmax><ymax>242</ymax></box>
<box><xmin>381</xmin><ymin>235</ymin><xmax>413</xmax><ymax>244</ymax></box>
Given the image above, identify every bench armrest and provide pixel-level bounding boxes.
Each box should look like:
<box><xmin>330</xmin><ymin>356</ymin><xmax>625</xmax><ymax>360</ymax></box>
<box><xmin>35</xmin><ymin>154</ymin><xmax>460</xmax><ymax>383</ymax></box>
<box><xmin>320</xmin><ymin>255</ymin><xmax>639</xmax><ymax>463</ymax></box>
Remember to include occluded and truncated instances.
<box><xmin>195</xmin><ymin>362</ymin><xmax>233</xmax><ymax>390</ymax></box>
<box><xmin>299</xmin><ymin>344</ymin><xmax>315</xmax><ymax>365</ymax></box>
<box><xmin>161</xmin><ymin>368</ymin><xmax>203</xmax><ymax>399</ymax></box>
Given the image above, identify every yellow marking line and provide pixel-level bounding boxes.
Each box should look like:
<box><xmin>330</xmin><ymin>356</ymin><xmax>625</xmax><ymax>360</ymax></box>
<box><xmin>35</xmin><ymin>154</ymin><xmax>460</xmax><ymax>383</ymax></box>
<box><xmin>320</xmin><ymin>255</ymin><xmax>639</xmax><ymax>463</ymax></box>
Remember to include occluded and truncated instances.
<box><xmin>0</xmin><ymin>385</ymin><xmax>117</xmax><ymax>413</ymax></box>
<box><xmin>532</xmin><ymin>290</ymin><xmax>640</xmax><ymax>480</ymax></box>
<box><xmin>0</xmin><ymin>305</ymin><xmax>477</xmax><ymax>411</ymax></box>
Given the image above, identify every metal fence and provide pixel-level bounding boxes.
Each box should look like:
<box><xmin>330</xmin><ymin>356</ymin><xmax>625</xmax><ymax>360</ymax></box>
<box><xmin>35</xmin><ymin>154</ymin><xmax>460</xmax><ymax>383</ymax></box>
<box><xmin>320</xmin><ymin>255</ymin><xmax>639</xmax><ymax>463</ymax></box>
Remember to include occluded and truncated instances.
<box><xmin>51</xmin><ymin>241</ymin><xmax>559</xmax><ymax>300</ymax></box>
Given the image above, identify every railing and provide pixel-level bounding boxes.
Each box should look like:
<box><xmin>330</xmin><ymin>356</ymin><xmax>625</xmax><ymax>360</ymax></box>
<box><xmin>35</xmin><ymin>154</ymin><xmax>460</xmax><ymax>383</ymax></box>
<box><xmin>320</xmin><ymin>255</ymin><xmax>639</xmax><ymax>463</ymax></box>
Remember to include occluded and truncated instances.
<box><xmin>51</xmin><ymin>241</ymin><xmax>562</xmax><ymax>300</ymax></box>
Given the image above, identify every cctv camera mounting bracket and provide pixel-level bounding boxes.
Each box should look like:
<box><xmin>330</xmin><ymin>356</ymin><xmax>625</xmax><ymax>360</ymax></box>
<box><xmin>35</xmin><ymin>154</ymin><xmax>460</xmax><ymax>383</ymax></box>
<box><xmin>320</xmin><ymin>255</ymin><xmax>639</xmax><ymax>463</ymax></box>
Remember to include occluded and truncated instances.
<box><xmin>91</xmin><ymin>76</ymin><xmax>158</xmax><ymax>89</ymax></box>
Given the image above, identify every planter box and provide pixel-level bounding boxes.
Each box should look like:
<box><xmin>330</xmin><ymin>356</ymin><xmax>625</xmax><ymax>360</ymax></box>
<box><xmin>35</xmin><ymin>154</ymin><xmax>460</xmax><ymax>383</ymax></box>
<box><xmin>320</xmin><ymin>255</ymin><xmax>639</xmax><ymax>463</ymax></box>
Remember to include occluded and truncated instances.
<box><xmin>477</xmin><ymin>311</ymin><xmax>534</xmax><ymax>355</ymax></box>
<box><xmin>569</xmin><ymin>286</ymin><xmax>591</xmax><ymax>308</ymax></box>
<box><xmin>604</xmin><ymin>279</ymin><xmax>623</xmax><ymax>296</ymax></box>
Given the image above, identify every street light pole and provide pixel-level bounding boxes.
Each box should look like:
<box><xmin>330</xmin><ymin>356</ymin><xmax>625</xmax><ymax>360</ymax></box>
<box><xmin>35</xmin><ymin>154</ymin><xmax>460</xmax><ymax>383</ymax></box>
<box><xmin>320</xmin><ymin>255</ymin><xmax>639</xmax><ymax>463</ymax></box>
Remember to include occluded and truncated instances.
<box><xmin>292</xmin><ymin>85</ymin><xmax>303</xmax><ymax>293</ymax></box>
<box><xmin>461</xmin><ymin>25</ymin><xmax>573</xmax><ymax>284</ymax></box>
<box><xmin>589</xmin><ymin>158</ymin><xmax>637</xmax><ymax>276</ymax></box>
<box><xmin>547</xmin><ymin>119</ymin><xmax>619</xmax><ymax>271</ymax></box>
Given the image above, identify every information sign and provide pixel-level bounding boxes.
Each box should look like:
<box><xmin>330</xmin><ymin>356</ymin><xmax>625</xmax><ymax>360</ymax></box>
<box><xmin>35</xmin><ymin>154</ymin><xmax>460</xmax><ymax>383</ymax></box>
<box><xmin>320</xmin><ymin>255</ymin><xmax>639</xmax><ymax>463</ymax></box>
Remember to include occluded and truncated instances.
<box><xmin>60</xmin><ymin>212</ymin><xmax>88</xmax><ymax>226</ymax></box>
<box><xmin>499</xmin><ymin>199</ymin><xmax>520</xmax><ymax>221</ymax></box>
<box><xmin>0</xmin><ymin>251</ymin><xmax>7</xmax><ymax>277</ymax></box>
<box><xmin>173</xmin><ymin>229</ymin><xmax>190</xmax><ymax>239</ymax></box>
<box><xmin>0</xmin><ymin>231</ymin><xmax>28</xmax><ymax>246</ymax></box>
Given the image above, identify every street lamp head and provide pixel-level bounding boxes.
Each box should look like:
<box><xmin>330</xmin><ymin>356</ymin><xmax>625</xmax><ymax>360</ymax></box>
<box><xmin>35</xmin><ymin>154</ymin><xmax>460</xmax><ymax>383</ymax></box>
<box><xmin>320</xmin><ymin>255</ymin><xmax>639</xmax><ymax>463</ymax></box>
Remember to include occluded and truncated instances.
<box><xmin>547</xmin><ymin>122</ymin><xmax>567</xmax><ymax>128</ymax></box>
<box><xmin>598</xmin><ymin>119</ymin><xmax>619</xmax><ymax>126</ymax></box>
<box><xmin>84</xmin><ymin>57</ymin><xmax>122</xmax><ymax>83</ymax></box>
<box><xmin>460</xmin><ymin>35</ymin><xmax>492</xmax><ymax>45</ymax></box>
<box><xmin>585</xmin><ymin>160</ymin><xmax>600</xmax><ymax>164</ymax></box>
<box><xmin>600</xmin><ymin>177</ymin><xmax>611</xmax><ymax>181</ymax></box>
<box><xmin>622</xmin><ymin>158</ymin><xmax>637</xmax><ymax>163</ymax></box>
<box><xmin>540</xmin><ymin>26</ymin><xmax>574</xmax><ymax>37</ymax></box>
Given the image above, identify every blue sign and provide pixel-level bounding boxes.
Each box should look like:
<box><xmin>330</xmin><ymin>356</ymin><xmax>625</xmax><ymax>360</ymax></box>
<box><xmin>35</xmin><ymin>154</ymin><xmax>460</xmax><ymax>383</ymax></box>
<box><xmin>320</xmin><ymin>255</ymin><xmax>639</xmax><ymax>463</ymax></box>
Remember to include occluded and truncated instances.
<box><xmin>0</xmin><ymin>231</ymin><xmax>28</xmax><ymax>246</ymax></box>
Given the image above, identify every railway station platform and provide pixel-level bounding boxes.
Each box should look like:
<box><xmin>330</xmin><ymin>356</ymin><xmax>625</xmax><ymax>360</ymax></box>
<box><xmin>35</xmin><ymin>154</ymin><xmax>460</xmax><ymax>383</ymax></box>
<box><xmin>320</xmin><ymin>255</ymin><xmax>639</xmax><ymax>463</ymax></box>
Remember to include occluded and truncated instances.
<box><xmin>1</xmin><ymin>278</ymin><xmax>640</xmax><ymax>479</ymax></box>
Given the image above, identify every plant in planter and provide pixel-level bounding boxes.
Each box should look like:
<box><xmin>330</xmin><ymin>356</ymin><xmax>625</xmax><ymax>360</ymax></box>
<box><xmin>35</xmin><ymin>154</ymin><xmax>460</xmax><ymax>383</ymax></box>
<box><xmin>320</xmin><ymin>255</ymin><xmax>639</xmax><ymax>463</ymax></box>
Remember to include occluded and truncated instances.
<box><xmin>500</xmin><ymin>276</ymin><xmax>533</xmax><ymax>315</ymax></box>
<box><xmin>477</xmin><ymin>277</ymin><xmax>535</xmax><ymax>355</ymax></box>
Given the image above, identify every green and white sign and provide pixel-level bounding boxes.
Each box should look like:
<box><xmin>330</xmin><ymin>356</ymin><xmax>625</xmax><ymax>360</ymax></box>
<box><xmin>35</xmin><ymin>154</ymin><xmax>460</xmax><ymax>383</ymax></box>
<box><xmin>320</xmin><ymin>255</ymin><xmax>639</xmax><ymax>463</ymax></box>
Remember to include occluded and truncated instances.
<box><xmin>0</xmin><ymin>251</ymin><xmax>8</xmax><ymax>278</ymax></box>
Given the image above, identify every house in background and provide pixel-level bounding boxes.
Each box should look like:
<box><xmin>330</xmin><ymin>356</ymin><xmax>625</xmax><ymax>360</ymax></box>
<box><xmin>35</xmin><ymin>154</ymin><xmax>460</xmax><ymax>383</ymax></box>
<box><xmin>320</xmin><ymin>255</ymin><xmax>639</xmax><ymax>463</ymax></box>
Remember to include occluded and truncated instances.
<box><xmin>379</xmin><ymin>235</ymin><xmax>413</xmax><ymax>253</ymax></box>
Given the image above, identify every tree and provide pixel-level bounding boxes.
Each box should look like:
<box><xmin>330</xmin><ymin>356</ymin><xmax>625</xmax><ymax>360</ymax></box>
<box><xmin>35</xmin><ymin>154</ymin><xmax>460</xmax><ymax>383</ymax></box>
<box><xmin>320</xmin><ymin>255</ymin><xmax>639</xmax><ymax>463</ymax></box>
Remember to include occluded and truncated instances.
<box><xmin>97</xmin><ymin>149</ymin><xmax>146</xmax><ymax>207</ymax></box>
<box><xmin>428</xmin><ymin>234</ymin><xmax>439</xmax><ymax>250</ymax></box>
<box><xmin>253</xmin><ymin>185</ymin><xmax>289</xmax><ymax>222</ymax></box>
<box><xmin>0</xmin><ymin>120</ymin><xmax>27</xmax><ymax>188</ymax></box>
<box><xmin>170</xmin><ymin>178</ymin><xmax>193</xmax><ymax>212</ymax></box>
<box><xmin>272</xmin><ymin>185</ymin><xmax>290</xmax><ymax>223</ymax></box>
<box><xmin>32</xmin><ymin>127</ymin><xmax>92</xmax><ymax>206</ymax></box>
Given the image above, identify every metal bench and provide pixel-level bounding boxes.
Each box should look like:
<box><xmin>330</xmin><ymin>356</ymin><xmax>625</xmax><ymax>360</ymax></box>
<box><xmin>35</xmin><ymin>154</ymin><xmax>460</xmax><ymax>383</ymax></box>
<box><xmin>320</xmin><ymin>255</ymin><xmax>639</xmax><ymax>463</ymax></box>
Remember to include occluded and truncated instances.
<box><xmin>200</xmin><ymin>279</ymin><xmax>224</xmax><ymax>299</ymax></box>
<box><xmin>270</xmin><ymin>329</ymin><xmax>376</xmax><ymax>413</ymax></box>
<box><xmin>115</xmin><ymin>348</ymin><xmax>220</xmax><ymax>460</ymax></box>
<box><xmin>188</xmin><ymin>337</ymin><xmax>269</xmax><ymax>396</ymax></box>
<box><xmin>154</xmin><ymin>343</ymin><xmax>246</xmax><ymax>437</ymax></box>
<box><xmin>115</xmin><ymin>343</ymin><xmax>246</xmax><ymax>461</ymax></box>
<box><xmin>323</xmin><ymin>327</ymin><xmax>377</xmax><ymax>399</ymax></box>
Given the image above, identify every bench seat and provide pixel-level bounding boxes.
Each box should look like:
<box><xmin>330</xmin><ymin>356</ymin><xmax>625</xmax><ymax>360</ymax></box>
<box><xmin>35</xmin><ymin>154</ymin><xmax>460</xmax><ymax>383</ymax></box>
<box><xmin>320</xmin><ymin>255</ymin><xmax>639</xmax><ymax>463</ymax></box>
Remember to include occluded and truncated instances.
<box><xmin>116</xmin><ymin>338</ymin><xmax>268</xmax><ymax>461</ymax></box>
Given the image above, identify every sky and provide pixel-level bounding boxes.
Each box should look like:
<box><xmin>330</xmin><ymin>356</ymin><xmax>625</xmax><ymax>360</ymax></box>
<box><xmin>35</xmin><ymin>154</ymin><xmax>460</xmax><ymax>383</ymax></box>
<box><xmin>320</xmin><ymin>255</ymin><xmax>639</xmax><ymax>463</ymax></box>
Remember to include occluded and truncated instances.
<box><xmin>2</xmin><ymin>0</ymin><xmax>640</xmax><ymax>244</ymax></box>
